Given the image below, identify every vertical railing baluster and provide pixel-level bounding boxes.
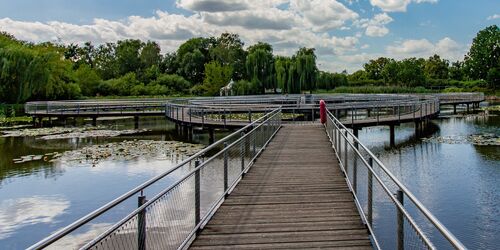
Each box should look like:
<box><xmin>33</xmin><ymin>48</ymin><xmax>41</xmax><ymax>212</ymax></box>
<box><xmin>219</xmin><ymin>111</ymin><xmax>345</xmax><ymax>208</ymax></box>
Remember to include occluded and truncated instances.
<box><xmin>138</xmin><ymin>194</ymin><xmax>147</xmax><ymax>250</ymax></box>
<box><xmin>397</xmin><ymin>189</ymin><xmax>404</xmax><ymax>250</ymax></box>
<box><xmin>241</xmin><ymin>132</ymin><xmax>245</xmax><ymax>173</ymax></box>
<box><xmin>223</xmin><ymin>142</ymin><xmax>228</xmax><ymax>196</ymax></box>
<box><xmin>194</xmin><ymin>160</ymin><xmax>201</xmax><ymax>230</ymax></box>
<box><xmin>368</xmin><ymin>157</ymin><xmax>373</xmax><ymax>226</ymax></box>
<box><xmin>344</xmin><ymin>130</ymin><xmax>348</xmax><ymax>172</ymax></box>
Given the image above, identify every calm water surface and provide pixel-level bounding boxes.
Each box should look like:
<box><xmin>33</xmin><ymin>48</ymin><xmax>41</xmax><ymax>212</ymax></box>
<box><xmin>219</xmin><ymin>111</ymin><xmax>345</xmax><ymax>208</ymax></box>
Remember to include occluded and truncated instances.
<box><xmin>0</xmin><ymin>117</ymin><xmax>224</xmax><ymax>249</ymax></box>
<box><xmin>0</xmin><ymin>107</ymin><xmax>499</xmax><ymax>249</ymax></box>
<box><xmin>356</xmin><ymin>107</ymin><xmax>499</xmax><ymax>249</ymax></box>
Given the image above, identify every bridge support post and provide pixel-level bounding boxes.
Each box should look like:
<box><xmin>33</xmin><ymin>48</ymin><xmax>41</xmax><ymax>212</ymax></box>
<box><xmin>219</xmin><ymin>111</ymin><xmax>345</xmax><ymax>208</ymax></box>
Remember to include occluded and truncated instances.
<box><xmin>32</xmin><ymin>117</ymin><xmax>37</xmax><ymax>127</ymax></box>
<box><xmin>134</xmin><ymin>116</ymin><xmax>139</xmax><ymax>129</ymax></box>
<box><xmin>92</xmin><ymin>117</ymin><xmax>97</xmax><ymax>127</ymax></box>
<box><xmin>209</xmin><ymin>128</ymin><xmax>215</xmax><ymax>144</ymax></box>
<box><xmin>396</xmin><ymin>189</ymin><xmax>404</xmax><ymax>250</ymax></box>
<box><xmin>389</xmin><ymin>125</ymin><xmax>395</xmax><ymax>147</ymax></box>
<box><xmin>352</xmin><ymin>127</ymin><xmax>359</xmax><ymax>149</ymax></box>
<box><xmin>367</xmin><ymin>108</ymin><xmax>371</xmax><ymax>118</ymax></box>
<box><xmin>138</xmin><ymin>194</ymin><xmax>147</xmax><ymax>250</ymax></box>
<box><xmin>453</xmin><ymin>104</ymin><xmax>457</xmax><ymax>114</ymax></box>
<box><xmin>38</xmin><ymin>117</ymin><xmax>44</xmax><ymax>128</ymax></box>
<box><xmin>467</xmin><ymin>103</ymin><xmax>470</xmax><ymax>113</ymax></box>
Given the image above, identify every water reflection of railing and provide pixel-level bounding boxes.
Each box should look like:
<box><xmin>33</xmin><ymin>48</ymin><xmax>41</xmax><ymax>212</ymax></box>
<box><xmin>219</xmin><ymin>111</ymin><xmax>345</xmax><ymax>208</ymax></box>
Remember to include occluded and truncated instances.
<box><xmin>325</xmin><ymin>110</ymin><xmax>466</xmax><ymax>250</ymax></box>
<box><xmin>28</xmin><ymin>108</ymin><xmax>282</xmax><ymax>250</ymax></box>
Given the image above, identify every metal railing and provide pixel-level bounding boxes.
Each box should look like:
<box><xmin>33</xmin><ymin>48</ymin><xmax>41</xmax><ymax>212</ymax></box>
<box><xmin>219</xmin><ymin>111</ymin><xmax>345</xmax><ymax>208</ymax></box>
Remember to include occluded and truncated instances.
<box><xmin>325</xmin><ymin>110</ymin><xmax>466</xmax><ymax>250</ymax></box>
<box><xmin>28</xmin><ymin>108</ymin><xmax>282</xmax><ymax>250</ymax></box>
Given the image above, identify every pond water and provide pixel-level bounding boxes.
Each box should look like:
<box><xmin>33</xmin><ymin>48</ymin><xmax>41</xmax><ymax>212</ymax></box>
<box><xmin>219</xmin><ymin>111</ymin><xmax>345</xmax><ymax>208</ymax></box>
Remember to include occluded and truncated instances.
<box><xmin>0</xmin><ymin>117</ymin><xmax>228</xmax><ymax>249</ymax></box>
<box><xmin>0</xmin><ymin>105</ymin><xmax>499</xmax><ymax>249</ymax></box>
<box><xmin>356</xmin><ymin>105</ymin><xmax>499</xmax><ymax>249</ymax></box>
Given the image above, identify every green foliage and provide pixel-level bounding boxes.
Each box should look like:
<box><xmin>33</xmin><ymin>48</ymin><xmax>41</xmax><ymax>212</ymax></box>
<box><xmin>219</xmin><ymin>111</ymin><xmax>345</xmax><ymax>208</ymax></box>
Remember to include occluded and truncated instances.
<box><xmin>424</xmin><ymin>54</ymin><xmax>449</xmax><ymax>79</ymax></box>
<box><xmin>151</xmin><ymin>74</ymin><xmax>191</xmax><ymax>94</ymax></box>
<box><xmin>464</xmin><ymin>25</ymin><xmax>500</xmax><ymax>80</ymax></box>
<box><xmin>0</xmin><ymin>33</ymin><xmax>81</xmax><ymax>103</ymax></box>
<box><xmin>246</xmin><ymin>42</ymin><xmax>275</xmax><ymax>93</ymax></box>
<box><xmin>200</xmin><ymin>61</ymin><xmax>233</xmax><ymax>96</ymax></box>
<box><xmin>364</xmin><ymin>57</ymin><xmax>391</xmax><ymax>80</ymax></box>
<box><xmin>74</xmin><ymin>64</ymin><xmax>101</xmax><ymax>96</ymax></box>
<box><xmin>295</xmin><ymin>47</ymin><xmax>317</xmax><ymax>92</ymax></box>
<box><xmin>210</xmin><ymin>33</ymin><xmax>247</xmax><ymax>80</ymax></box>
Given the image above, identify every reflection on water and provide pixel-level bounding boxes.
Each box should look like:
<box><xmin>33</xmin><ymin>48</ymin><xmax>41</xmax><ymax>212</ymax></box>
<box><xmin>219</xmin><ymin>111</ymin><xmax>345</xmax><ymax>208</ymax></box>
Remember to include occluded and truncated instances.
<box><xmin>0</xmin><ymin>196</ymin><xmax>70</xmax><ymax>240</ymax></box>
<box><xmin>357</xmin><ymin>114</ymin><xmax>499</xmax><ymax>249</ymax></box>
<box><xmin>0</xmin><ymin>117</ymin><xmax>213</xmax><ymax>249</ymax></box>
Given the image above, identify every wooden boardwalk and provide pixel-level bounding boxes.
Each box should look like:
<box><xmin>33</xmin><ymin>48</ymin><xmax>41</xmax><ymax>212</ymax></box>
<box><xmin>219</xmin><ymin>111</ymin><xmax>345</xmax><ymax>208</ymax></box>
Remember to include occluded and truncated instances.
<box><xmin>190</xmin><ymin>124</ymin><xmax>372</xmax><ymax>249</ymax></box>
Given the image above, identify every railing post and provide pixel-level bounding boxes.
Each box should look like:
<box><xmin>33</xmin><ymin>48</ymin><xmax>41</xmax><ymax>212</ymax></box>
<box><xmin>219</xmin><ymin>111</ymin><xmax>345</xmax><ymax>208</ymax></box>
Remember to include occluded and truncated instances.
<box><xmin>138</xmin><ymin>194</ymin><xmax>147</xmax><ymax>250</ymax></box>
<box><xmin>223</xmin><ymin>142</ymin><xmax>228</xmax><ymax>196</ymax></box>
<box><xmin>367</xmin><ymin>157</ymin><xmax>373</xmax><ymax>227</ymax></box>
<box><xmin>194</xmin><ymin>160</ymin><xmax>201</xmax><ymax>229</ymax></box>
<box><xmin>344</xmin><ymin>130</ymin><xmax>348</xmax><ymax>171</ymax></box>
<box><xmin>397</xmin><ymin>189</ymin><xmax>404</xmax><ymax>250</ymax></box>
<box><xmin>241</xmin><ymin>132</ymin><xmax>245</xmax><ymax>173</ymax></box>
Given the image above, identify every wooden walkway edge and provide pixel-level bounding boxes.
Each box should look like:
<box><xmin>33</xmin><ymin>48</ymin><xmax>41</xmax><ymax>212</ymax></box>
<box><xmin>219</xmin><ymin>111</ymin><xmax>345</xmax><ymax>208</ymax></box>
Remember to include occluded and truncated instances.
<box><xmin>189</xmin><ymin>124</ymin><xmax>372</xmax><ymax>249</ymax></box>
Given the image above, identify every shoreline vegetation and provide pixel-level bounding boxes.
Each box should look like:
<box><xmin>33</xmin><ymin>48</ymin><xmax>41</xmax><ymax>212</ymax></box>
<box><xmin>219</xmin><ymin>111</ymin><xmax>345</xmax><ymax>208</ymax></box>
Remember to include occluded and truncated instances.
<box><xmin>0</xmin><ymin>25</ymin><xmax>498</xmax><ymax>105</ymax></box>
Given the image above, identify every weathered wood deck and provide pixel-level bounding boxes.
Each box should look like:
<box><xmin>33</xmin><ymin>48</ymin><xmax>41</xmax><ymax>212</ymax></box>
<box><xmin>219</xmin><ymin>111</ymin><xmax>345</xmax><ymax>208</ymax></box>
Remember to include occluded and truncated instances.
<box><xmin>190</xmin><ymin>124</ymin><xmax>372</xmax><ymax>249</ymax></box>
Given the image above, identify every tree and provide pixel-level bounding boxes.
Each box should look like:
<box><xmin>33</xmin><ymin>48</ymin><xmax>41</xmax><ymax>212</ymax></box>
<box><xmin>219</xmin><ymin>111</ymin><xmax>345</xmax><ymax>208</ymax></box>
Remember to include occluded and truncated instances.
<box><xmin>151</xmin><ymin>74</ymin><xmax>191</xmax><ymax>94</ymax></box>
<box><xmin>348</xmin><ymin>70</ymin><xmax>369</xmax><ymax>82</ymax></box>
<box><xmin>246</xmin><ymin>42</ymin><xmax>275</xmax><ymax>93</ymax></box>
<box><xmin>140</xmin><ymin>41</ymin><xmax>161</xmax><ymax>69</ymax></box>
<box><xmin>275</xmin><ymin>56</ymin><xmax>293</xmax><ymax>93</ymax></box>
<box><xmin>398</xmin><ymin>58</ymin><xmax>426</xmax><ymax>87</ymax></box>
<box><xmin>381</xmin><ymin>59</ymin><xmax>399</xmax><ymax>85</ymax></box>
<box><xmin>74</xmin><ymin>64</ymin><xmax>101</xmax><ymax>96</ymax></box>
<box><xmin>464</xmin><ymin>25</ymin><xmax>500</xmax><ymax>80</ymax></box>
<box><xmin>449</xmin><ymin>61</ymin><xmax>465</xmax><ymax>81</ymax></box>
<box><xmin>424</xmin><ymin>54</ymin><xmax>449</xmax><ymax>79</ymax></box>
<box><xmin>114</xmin><ymin>39</ymin><xmax>144</xmax><ymax>76</ymax></box>
<box><xmin>364</xmin><ymin>57</ymin><xmax>391</xmax><ymax>80</ymax></box>
<box><xmin>199</xmin><ymin>61</ymin><xmax>233</xmax><ymax>96</ymax></box>
<box><xmin>210</xmin><ymin>33</ymin><xmax>247</xmax><ymax>80</ymax></box>
<box><xmin>161</xmin><ymin>52</ymin><xmax>179</xmax><ymax>75</ymax></box>
<box><xmin>94</xmin><ymin>43</ymin><xmax>118</xmax><ymax>80</ymax></box>
<box><xmin>176</xmin><ymin>37</ymin><xmax>215</xmax><ymax>84</ymax></box>
<box><xmin>295</xmin><ymin>47</ymin><xmax>317</xmax><ymax>92</ymax></box>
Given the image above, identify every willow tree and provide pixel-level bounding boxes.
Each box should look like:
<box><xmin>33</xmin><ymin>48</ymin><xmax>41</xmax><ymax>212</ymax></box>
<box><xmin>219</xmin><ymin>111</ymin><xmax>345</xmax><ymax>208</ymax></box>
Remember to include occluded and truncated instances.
<box><xmin>246</xmin><ymin>42</ymin><xmax>276</xmax><ymax>94</ymax></box>
<box><xmin>294</xmin><ymin>47</ymin><xmax>318</xmax><ymax>93</ymax></box>
<box><xmin>275</xmin><ymin>56</ymin><xmax>293</xmax><ymax>93</ymax></box>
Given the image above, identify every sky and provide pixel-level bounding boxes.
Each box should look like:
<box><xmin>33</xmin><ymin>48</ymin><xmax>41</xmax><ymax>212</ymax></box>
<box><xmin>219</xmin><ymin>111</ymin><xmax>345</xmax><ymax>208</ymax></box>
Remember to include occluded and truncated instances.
<box><xmin>0</xmin><ymin>0</ymin><xmax>498</xmax><ymax>72</ymax></box>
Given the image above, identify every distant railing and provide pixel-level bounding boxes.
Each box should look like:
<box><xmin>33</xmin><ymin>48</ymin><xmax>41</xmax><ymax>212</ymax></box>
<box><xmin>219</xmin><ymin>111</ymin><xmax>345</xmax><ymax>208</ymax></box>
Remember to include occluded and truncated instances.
<box><xmin>325</xmin><ymin>110</ymin><xmax>466</xmax><ymax>250</ymax></box>
<box><xmin>28</xmin><ymin>108</ymin><xmax>282</xmax><ymax>250</ymax></box>
<box><xmin>435</xmin><ymin>93</ymin><xmax>485</xmax><ymax>104</ymax></box>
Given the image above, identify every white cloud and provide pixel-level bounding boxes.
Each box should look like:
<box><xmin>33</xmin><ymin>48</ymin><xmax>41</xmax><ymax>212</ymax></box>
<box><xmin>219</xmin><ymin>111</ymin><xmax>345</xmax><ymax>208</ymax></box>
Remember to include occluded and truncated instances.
<box><xmin>369</xmin><ymin>0</ymin><xmax>437</xmax><ymax>12</ymax></box>
<box><xmin>202</xmin><ymin>8</ymin><xmax>300</xmax><ymax>30</ymax></box>
<box><xmin>290</xmin><ymin>0</ymin><xmax>359</xmax><ymax>31</ymax></box>
<box><xmin>355</xmin><ymin>13</ymin><xmax>393</xmax><ymax>37</ymax></box>
<box><xmin>176</xmin><ymin>0</ymin><xmax>250</xmax><ymax>12</ymax></box>
<box><xmin>487</xmin><ymin>14</ymin><xmax>500</xmax><ymax>20</ymax></box>
<box><xmin>386</xmin><ymin>37</ymin><xmax>464</xmax><ymax>61</ymax></box>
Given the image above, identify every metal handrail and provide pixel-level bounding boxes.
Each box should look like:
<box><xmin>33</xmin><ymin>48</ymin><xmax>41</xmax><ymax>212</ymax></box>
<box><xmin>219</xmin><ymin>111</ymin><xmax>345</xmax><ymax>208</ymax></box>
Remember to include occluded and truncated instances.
<box><xmin>28</xmin><ymin>107</ymin><xmax>282</xmax><ymax>250</ymax></box>
<box><xmin>325</xmin><ymin>109</ymin><xmax>466</xmax><ymax>250</ymax></box>
<box><xmin>82</xmin><ymin>109</ymin><xmax>282</xmax><ymax>249</ymax></box>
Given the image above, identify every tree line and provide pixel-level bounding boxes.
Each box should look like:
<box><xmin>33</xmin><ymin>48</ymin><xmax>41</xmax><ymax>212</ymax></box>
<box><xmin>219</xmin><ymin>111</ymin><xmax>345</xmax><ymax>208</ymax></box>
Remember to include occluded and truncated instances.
<box><xmin>0</xmin><ymin>25</ymin><xmax>498</xmax><ymax>103</ymax></box>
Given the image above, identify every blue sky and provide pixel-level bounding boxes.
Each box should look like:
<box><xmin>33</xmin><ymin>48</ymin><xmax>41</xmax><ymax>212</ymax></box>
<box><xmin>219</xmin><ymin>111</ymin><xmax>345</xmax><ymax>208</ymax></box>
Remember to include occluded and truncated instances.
<box><xmin>0</xmin><ymin>0</ymin><xmax>498</xmax><ymax>72</ymax></box>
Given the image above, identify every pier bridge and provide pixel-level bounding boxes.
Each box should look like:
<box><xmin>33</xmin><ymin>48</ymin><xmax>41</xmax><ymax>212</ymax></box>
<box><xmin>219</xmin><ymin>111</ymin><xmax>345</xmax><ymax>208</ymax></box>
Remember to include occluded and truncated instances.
<box><xmin>25</xmin><ymin>92</ymin><xmax>484</xmax><ymax>145</ymax></box>
<box><xmin>26</xmin><ymin>93</ymin><xmax>476</xmax><ymax>250</ymax></box>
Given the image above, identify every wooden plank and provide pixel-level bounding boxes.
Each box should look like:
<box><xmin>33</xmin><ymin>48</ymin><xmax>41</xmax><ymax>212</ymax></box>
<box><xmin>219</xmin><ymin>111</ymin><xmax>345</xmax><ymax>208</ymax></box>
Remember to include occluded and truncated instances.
<box><xmin>189</xmin><ymin>125</ymin><xmax>371</xmax><ymax>249</ymax></box>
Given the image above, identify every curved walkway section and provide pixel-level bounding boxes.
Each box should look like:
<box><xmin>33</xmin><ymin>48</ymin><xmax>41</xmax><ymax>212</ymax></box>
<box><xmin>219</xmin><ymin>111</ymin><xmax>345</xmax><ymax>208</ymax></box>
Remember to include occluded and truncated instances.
<box><xmin>190</xmin><ymin>124</ymin><xmax>372</xmax><ymax>249</ymax></box>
